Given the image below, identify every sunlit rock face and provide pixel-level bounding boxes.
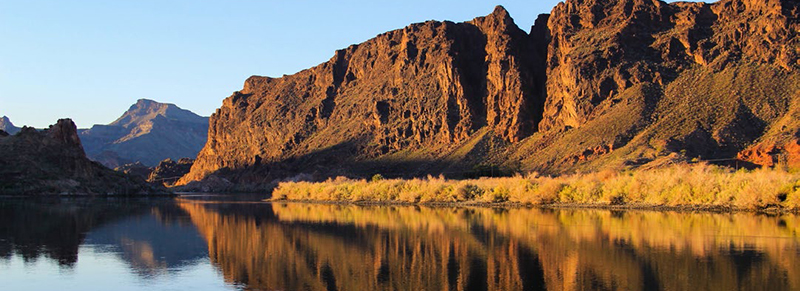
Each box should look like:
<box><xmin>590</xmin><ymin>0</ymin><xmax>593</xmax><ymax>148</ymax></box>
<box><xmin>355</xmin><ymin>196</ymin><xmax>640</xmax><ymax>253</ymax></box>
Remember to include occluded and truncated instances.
<box><xmin>180</xmin><ymin>202</ymin><xmax>800</xmax><ymax>291</ymax></box>
<box><xmin>182</xmin><ymin>0</ymin><xmax>800</xmax><ymax>187</ymax></box>
<box><xmin>541</xmin><ymin>0</ymin><xmax>799</xmax><ymax>131</ymax></box>
<box><xmin>531</xmin><ymin>0</ymin><xmax>800</xmax><ymax>172</ymax></box>
<box><xmin>179</xmin><ymin>6</ymin><xmax>546</xmax><ymax>187</ymax></box>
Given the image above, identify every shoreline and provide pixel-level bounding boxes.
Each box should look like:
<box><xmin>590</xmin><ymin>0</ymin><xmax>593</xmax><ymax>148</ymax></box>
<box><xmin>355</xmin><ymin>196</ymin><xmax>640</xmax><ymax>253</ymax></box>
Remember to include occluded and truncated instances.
<box><xmin>269</xmin><ymin>199</ymin><xmax>799</xmax><ymax>214</ymax></box>
<box><xmin>0</xmin><ymin>193</ymin><xmax>177</xmax><ymax>198</ymax></box>
<box><xmin>270</xmin><ymin>164</ymin><xmax>800</xmax><ymax>214</ymax></box>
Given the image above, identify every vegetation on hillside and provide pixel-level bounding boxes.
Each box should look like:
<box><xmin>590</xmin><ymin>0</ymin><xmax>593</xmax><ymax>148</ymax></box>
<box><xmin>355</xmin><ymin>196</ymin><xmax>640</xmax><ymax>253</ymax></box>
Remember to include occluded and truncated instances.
<box><xmin>272</xmin><ymin>163</ymin><xmax>800</xmax><ymax>211</ymax></box>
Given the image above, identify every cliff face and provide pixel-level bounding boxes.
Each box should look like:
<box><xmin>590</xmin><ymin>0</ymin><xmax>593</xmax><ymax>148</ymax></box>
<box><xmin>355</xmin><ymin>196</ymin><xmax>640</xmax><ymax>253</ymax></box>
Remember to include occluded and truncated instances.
<box><xmin>518</xmin><ymin>0</ymin><xmax>800</xmax><ymax>173</ymax></box>
<box><xmin>180</xmin><ymin>6</ymin><xmax>545</xmax><ymax>185</ymax></box>
<box><xmin>181</xmin><ymin>0</ymin><xmax>800</xmax><ymax>187</ymax></box>
<box><xmin>80</xmin><ymin>99</ymin><xmax>209</xmax><ymax>168</ymax></box>
<box><xmin>540</xmin><ymin>0</ymin><xmax>799</xmax><ymax>131</ymax></box>
<box><xmin>0</xmin><ymin>119</ymin><xmax>165</xmax><ymax>195</ymax></box>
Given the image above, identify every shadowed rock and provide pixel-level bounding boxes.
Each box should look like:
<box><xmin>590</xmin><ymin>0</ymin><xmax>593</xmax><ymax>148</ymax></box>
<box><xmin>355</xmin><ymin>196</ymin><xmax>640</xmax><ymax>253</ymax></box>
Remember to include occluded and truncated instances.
<box><xmin>0</xmin><ymin>119</ymin><xmax>168</xmax><ymax>195</ymax></box>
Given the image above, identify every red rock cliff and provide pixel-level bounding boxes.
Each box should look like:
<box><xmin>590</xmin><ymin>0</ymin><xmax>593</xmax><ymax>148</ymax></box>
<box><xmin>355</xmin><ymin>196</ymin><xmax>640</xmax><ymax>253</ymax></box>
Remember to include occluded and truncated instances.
<box><xmin>180</xmin><ymin>6</ymin><xmax>546</xmax><ymax>185</ymax></box>
<box><xmin>180</xmin><ymin>0</ymin><xmax>800</xmax><ymax>186</ymax></box>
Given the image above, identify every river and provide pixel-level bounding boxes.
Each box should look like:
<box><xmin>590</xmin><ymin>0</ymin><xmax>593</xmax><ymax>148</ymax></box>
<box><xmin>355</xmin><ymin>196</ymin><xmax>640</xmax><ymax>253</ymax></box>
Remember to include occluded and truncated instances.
<box><xmin>1</xmin><ymin>195</ymin><xmax>798</xmax><ymax>290</ymax></box>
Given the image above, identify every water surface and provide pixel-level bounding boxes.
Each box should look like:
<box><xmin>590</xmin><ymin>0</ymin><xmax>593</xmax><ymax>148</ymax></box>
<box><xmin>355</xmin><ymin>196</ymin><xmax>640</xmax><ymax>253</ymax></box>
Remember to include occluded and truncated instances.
<box><xmin>1</xmin><ymin>196</ymin><xmax>799</xmax><ymax>290</ymax></box>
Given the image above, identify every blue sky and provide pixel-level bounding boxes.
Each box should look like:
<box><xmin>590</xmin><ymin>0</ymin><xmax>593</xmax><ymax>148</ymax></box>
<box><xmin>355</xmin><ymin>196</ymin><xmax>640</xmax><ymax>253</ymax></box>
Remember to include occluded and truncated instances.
<box><xmin>1</xmin><ymin>1</ymin><xmax>559</xmax><ymax>128</ymax></box>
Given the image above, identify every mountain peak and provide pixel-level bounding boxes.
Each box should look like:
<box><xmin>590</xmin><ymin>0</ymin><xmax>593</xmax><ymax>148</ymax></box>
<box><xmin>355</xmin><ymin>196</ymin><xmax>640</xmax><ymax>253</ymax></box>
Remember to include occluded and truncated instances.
<box><xmin>134</xmin><ymin>98</ymin><xmax>163</xmax><ymax>107</ymax></box>
<box><xmin>468</xmin><ymin>4</ymin><xmax>521</xmax><ymax>35</ymax></box>
<box><xmin>490</xmin><ymin>5</ymin><xmax>510</xmax><ymax>18</ymax></box>
<box><xmin>109</xmin><ymin>99</ymin><xmax>204</xmax><ymax>128</ymax></box>
<box><xmin>81</xmin><ymin>99</ymin><xmax>210</xmax><ymax>167</ymax></box>
<box><xmin>0</xmin><ymin>116</ymin><xmax>20</xmax><ymax>135</ymax></box>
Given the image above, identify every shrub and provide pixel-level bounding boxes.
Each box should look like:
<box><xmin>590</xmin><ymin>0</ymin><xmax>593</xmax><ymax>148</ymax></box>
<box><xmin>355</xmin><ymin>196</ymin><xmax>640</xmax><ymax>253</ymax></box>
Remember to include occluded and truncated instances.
<box><xmin>272</xmin><ymin>164</ymin><xmax>800</xmax><ymax>211</ymax></box>
<box><xmin>371</xmin><ymin>174</ymin><xmax>385</xmax><ymax>182</ymax></box>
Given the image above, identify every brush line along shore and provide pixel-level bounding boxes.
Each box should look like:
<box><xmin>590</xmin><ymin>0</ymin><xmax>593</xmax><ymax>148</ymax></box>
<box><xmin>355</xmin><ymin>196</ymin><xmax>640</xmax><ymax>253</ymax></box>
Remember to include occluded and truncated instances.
<box><xmin>272</xmin><ymin>164</ymin><xmax>800</xmax><ymax>212</ymax></box>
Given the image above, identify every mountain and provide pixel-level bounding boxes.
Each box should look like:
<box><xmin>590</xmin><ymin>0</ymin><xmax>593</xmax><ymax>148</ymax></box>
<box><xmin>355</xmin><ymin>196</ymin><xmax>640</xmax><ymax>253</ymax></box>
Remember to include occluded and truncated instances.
<box><xmin>178</xmin><ymin>0</ymin><xmax>799</xmax><ymax>189</ymax></box>
<box><xmin>0</xmin><ymin>116</ymin><xmax>20</xmax><ymax>135</ymax></box>
<box><xmin>0</xmin><ymin>119</ymin><xmax>166</xmax><ymax>195</ymax></box>
<box><xmin>79</xmin><ymin>99</ymin><xmax>209</xmax><ymax>168</ymax></box>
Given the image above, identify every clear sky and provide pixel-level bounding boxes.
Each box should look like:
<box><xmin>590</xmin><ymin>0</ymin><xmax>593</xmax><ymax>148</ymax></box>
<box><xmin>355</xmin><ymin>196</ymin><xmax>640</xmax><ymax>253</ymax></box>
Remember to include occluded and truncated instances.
<box><xmin>0</xmin><ymin>0</ymin><xmax>566</xmax><ymax>128</ymax></box>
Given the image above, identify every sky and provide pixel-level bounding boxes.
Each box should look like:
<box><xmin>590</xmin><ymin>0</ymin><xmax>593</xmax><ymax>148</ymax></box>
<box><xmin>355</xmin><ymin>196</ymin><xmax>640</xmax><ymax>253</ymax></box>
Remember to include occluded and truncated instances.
<box><xmin>0</xmin><ymin>0</ymin><xmax>567</xmax><ymax>128</ymax></box>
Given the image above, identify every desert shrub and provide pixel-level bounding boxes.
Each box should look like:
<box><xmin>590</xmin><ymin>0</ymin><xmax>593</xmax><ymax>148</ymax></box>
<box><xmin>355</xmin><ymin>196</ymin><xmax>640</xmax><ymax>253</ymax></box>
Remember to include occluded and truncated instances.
<box><xmin>455</xmin><ymin>183</ymin><xmax>483</xmax><ymax>201</ymax></box>
<box><xmin>272</xmin><ymin>163</ymin><xmax>800</xmax><ymax>210</ymax></box>
<box><xmin>482</xmin><ymin>186</ymin><xmax>510</xmax><ymax>203</ymax></box>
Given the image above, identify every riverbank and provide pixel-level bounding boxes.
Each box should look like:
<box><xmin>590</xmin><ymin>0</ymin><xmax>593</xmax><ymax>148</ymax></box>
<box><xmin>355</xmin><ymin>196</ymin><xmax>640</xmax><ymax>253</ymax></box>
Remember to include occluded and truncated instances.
<box><xmin>271</xmin><ymin>164</ymin><xmax>800</xmax><ymax>212</ymax></box>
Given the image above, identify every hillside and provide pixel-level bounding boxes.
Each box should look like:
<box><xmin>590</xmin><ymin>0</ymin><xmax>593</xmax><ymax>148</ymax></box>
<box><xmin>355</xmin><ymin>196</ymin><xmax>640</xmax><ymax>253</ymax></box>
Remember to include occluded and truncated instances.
<box><xmin>80</xmin><ymin>99</ymin><xmax>209</xmax><ymax>167</ymax></box>
<box><xmin>178</xmin><ymin>0</ymin><xmax>799</xmax><ymax>189</ymax></box>
<box><xmin>0</xmin><ymin>119</ymin><xmax>166</xmax><ymax>195</ymax></box>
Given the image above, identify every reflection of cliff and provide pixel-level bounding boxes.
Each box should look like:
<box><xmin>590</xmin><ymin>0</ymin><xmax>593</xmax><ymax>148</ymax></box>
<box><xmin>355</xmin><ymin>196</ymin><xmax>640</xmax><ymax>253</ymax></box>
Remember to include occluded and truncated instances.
<box><xmin>183</xmin><ymin>202</ymin><xmax>800</xmax><ymax>291</ymax></box>
<box><xmin>181</xmin><ymin>202</ymin><xmax>546</xmax><ymax>290</ymax></box>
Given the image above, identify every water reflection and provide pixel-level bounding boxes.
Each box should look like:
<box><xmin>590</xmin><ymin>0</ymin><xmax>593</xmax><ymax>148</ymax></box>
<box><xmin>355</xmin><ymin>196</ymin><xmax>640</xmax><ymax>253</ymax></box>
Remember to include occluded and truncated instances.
<box><xmin>180</xmin><ymin>202</ymin><xmax>800</xmax><ymax>291</ymax></box>
<box><xmin>0</xmin><ymin>199</ymin><xmax>208</xmax><ymax>277</ymax></box>
<box><xmin>1</xmin><ymin>198</ymin><xmax>799</xmax><ymax>290</ymax></box>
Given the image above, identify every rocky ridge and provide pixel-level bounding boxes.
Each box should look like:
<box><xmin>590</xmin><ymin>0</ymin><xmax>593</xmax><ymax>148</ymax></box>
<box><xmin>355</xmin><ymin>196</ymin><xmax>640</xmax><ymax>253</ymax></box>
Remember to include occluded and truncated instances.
<box><xmin>0</xmin><ymin>119</ymin><xmax>167</xmax><ymax>195</ymax></box>
<box><xmin>179</xmin><ymin>0</ymin><xmax>800</xmax><ymax>189</ymax></box>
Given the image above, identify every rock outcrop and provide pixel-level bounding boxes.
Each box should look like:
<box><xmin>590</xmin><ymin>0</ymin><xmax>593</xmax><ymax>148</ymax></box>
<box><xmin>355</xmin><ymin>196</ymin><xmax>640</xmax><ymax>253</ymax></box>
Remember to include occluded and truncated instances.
<box><xmin>147</xmin><ymin>158</ymin><xmax>194</xmax><ymax>186</ymax></box>
<box><xmin>0</xmin><ymin>119</ymin><xmax>167</xmax><ymax>195</ymax></box>
<box><xmin>0</xmin><ymin>116</ymin><xmax>20</xmax><ymax>135</ymax></box>
<box><xmin>180</xmin><ymin>0</ymin><xmax>800</xmax><ymax>188</ymax></box>
<box><xmin>80</xmin><ymin>99</ymin><xmax>209</xmax><ymax>168</ymax></box>
<box><xmin>115</xmin><ymin>162</ymin><xmax>153</xmax><ymax>180</ymax></box>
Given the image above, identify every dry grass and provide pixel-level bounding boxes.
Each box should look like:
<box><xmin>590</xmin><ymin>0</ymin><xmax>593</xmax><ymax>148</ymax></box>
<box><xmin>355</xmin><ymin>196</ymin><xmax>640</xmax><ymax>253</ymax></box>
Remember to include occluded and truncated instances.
<box><xmin>272</xmin><ymin>163</ymin><xmax>800</xmax><ymax>211</ymax></box>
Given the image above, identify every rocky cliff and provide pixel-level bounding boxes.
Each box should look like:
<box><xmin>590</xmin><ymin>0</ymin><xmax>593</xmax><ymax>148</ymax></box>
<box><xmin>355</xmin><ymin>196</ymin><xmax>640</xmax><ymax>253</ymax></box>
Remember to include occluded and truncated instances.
<box><xmin>179</xmin><ymin>6</ymin><xmax>545</xmax><ymax>187</ymax></box>
<box><xmin>80</xmin><ymin>99</ymin><xmax>209</xmax><ymax>168</ymax></box>
<box><xmin>0</xmin><ymin>119</ymin><xmax>166</xmax><ymax>195</ymax></box>
<box><xmin>515</xmin><ymin>0</ymin><xmax>800</xmax><ymax>173</ymax></box>
<box><xmin>179</xmin><ymin>0</ymin><xmax>800</xmax><ymax>188</ymax></box>
<box><xmin>0</xmin><ymin>116</ymin><xmax>20</xmax><ymax>135</ymax></box>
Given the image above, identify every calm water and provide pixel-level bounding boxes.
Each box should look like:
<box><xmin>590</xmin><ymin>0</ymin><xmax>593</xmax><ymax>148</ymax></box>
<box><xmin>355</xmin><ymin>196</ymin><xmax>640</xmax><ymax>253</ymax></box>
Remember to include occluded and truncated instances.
<box><xmin>1</xmin><ymin>196</ymin><xmax>799</xmax><ymax>291</ymax></box>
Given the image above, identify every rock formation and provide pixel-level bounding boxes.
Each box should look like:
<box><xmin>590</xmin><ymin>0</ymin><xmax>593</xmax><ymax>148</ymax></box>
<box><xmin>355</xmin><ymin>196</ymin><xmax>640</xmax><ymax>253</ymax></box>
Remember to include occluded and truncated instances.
<box><xmin>0</xmin><ymin>119</ymin><xmax>167</xmax><ymax>195</ymax></box>
<box><xmin>147</xmin><ymin>158</ymin><xmax>194</xmax><ymax>186</ymax></box>
<box><xmin>179</xmin><ymin>0</ymin><xmax>800</xmax><ymax>189</ymax></box>
<box><xmin>0</xmin><ymin>116</ymin><xmax>20</xmax><ymax>135</ymax></box>
<box><xmin>80</xmin><ymin>99</ymin><xmax>209</xmax><ymax>168</ymax></box>
<box><xmin>179</xmin><ymin>6</ymin><xmax>545</xmax><ymax>188</ymax></box>
<box><xmin>518</xmin><ymin>0</ymin><xmax>800</xmax><ymax>173</ymax></box>
<box><xmin>115</xmin><ymin>162</ymin><xmax>153</xmax><ymax>180</ymax></box>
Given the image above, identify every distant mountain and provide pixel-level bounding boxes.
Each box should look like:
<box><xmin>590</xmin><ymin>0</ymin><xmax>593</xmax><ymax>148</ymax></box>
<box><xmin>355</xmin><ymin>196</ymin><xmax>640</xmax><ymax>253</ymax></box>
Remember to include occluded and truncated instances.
<box><xmin>0</xmin><ymin>116</ymin><xmax>20</xmax><ymax>135</ymax></box>
<box><xmin>80</xmin><ymin>99</ymin><xmax>209</xmax><ymax>168</ymax></box>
